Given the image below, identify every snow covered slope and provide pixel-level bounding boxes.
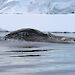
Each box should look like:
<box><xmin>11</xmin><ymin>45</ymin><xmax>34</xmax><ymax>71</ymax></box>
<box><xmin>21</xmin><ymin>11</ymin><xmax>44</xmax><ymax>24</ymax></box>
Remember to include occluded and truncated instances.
<box><xmin>0</xmin><ymin>0</ymin><xmax>18</xmax><ymax>13</ymax></box>
<box><xmin>27</xmin><ymin>0</ymin><xmax>75</xmax><ymax>14</ymax></box>
<box><xmin>0</xmin><ymin>0</ymin><xmax>75</xmax><ymax>14</ymax></box>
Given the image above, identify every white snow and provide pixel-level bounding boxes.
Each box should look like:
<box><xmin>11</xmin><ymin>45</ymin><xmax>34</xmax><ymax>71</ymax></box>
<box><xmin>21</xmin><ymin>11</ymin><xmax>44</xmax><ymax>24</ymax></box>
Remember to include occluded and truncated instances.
<box><xmin>0</xmin><ymin>14</ymin><xmax>75</xmax><ymax>32</ymax></box>
<box><xmin>0</xmin><ymin>0</ymin><xmax>75</xmax><ymax>14</ymax></box>
<box><xmin>27</xmin><ymin>0</ymin><xmax>75</xmax><ymax>14</ymax></box>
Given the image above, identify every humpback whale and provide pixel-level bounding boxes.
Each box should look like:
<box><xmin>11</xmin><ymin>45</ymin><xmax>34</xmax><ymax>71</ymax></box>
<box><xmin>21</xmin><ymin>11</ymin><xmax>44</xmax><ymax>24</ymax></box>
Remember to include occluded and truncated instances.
<box><xmin>5</xmin><ymin>28</ymin><xmax>75</xmax><ymax>43</ymax></box>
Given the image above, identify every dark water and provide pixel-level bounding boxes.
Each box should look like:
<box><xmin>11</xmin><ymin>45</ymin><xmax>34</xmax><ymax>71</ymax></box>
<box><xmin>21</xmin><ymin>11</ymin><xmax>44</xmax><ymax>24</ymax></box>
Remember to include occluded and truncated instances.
<box><xmin>0</xmin><ymin>32</ymin><xmax>75</xmax><ymax>75</ymax></box>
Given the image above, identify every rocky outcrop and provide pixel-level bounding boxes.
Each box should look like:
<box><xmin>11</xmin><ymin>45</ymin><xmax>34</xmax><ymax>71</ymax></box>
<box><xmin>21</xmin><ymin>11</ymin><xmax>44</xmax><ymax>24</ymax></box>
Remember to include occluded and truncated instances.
<box><xmin>5</xmin><ymin>28</ymin><xmax>75</xmax><ymax>43</ymax></box>
<box><xmin>5</xmin><ymin>28</ymin><xmax>48</xmax><ymax>41</ymax></box>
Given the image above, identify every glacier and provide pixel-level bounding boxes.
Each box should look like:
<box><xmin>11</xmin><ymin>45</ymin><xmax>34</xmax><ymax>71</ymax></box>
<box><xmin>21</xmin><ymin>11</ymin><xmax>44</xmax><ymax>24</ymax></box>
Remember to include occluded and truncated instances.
<box><xmin>27</xmin><ymin>0</ymin><xmax>75</xmax><ymax>14</ymax></box>
<box><xmin>0</xmin><ymin>0</ymin><xmax>75</xmax><ymax>14</ymax></box>
<box><xmin>0</xmin><ymin>0</ymin><xmax>18</xmax><ymax>13</ymax></box>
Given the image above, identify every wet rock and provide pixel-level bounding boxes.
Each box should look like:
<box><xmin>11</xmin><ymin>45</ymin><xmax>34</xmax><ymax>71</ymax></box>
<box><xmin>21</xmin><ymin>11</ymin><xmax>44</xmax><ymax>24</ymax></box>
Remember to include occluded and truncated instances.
<box><xmin>5</xmin><ymin>28</ymin><xmax>49</xmax><ymax>41</ymax></box>
<box><xmin>4</xmin><ymin>28</ymin><xmax>75</xmax><ymax>43</ymax></box>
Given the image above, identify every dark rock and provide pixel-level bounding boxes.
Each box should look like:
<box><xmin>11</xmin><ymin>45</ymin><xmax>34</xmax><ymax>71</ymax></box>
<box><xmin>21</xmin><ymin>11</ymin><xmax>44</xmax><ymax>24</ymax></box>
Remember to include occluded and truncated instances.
<box><xmin>5</xmin><ymin>28</ymin><xmax>49</xmax><ymax>42</ymax></box>
<box><xmin>4</xmin><ymin>28</ymin><xmax>75</xmax><ymax>43</ymax></box>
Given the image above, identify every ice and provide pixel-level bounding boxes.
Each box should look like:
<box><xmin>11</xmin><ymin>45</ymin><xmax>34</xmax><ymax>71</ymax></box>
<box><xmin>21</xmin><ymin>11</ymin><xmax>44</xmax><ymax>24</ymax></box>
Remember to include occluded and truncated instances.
<box><xmin>0</xmin><ymin>0</ymin><xmax>75</xmax><ymax>14</ymax></box>
<box><xmin>27</xmin><ymin>0</ymin><xmax>75</xmax><ymax>14</ymax></box>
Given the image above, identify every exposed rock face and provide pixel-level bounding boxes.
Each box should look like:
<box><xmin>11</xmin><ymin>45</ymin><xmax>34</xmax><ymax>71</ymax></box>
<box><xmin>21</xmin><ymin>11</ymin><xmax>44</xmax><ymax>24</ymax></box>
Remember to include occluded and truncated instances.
<box><xmin>5</xmin><ymin>28</ymin><xmax>48</xmax><ymax>42</ymax></box>
<box><xmin>5</xmin><ymin>28</ymin><xmax>75</xmax><ymax>43</ymax></box>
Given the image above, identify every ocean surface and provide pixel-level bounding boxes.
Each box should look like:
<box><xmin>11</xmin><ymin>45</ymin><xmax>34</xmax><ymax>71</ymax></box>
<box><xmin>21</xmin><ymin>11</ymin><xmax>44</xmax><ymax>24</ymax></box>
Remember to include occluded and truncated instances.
<box><xmin>0</xmin><ymin>32</ymin><xmax>75</xmax><ymax>75</ymax></box>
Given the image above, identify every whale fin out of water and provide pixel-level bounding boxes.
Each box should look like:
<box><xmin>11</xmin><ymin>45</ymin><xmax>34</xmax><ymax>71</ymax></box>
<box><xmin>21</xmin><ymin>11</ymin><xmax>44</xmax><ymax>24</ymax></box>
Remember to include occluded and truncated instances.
<box><xmin>5</xmin><ymin>28</ymin><xmax>75</xmax><ymax>43</ymax></box>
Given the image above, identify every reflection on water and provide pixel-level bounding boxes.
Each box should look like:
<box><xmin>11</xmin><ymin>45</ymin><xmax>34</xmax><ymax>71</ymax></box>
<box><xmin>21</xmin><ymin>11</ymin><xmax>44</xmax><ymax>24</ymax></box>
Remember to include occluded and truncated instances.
<box><xmin>11</xmin><ymin>55</ymin><xmax>42</xmax><ymax>57</ymax></box>
<box><xmin>0</xmin><ymin>32</ymin><xmax>75</xmax><ymax>75</ymax></box>
<box><xmin>7</xmin><ymin>49</ymin><xmax>53</xmax><ymax>57</ymax></box>
<box><xmin>7</xmin><ymin>49</ymin><xmax>50</xmax><ymax>52</ymax></box>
